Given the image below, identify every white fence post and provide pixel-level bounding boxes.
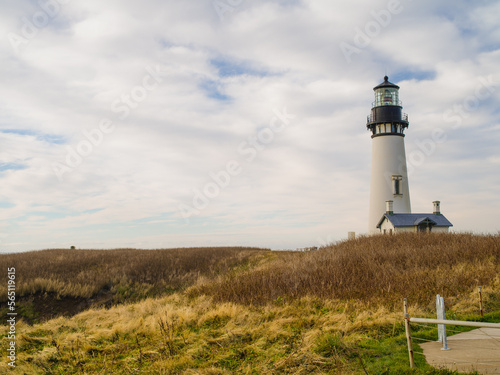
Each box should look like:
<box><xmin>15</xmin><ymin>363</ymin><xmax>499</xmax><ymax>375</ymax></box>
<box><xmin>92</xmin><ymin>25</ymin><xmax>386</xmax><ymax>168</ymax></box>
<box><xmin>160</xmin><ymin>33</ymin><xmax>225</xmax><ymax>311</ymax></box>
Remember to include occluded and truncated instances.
<box><xmin>436</xmin><ymin>294</ymin><xmax>450</xmax><ymax>350</ymax></box>
<box><xmin>436</xmin><ymin>294</ymin><xmax>444</xmax><ymax>342</ymax></box>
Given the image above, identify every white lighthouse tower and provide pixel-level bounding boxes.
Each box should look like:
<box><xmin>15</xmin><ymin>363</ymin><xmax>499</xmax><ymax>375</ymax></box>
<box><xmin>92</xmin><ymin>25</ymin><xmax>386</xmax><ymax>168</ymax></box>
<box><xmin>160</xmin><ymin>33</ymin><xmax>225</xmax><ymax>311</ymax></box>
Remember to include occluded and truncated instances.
<box><xmin>368</xmin><ymin>76</ymin><xmax>411</xmax><ymax>233</ymax></box>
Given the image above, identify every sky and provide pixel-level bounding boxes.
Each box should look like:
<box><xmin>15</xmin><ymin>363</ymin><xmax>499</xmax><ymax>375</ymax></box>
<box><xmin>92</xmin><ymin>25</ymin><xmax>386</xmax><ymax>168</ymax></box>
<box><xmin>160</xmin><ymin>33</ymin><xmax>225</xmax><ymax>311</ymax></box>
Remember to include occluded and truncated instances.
<box><xmin>1</xmin><ymin>0</ymin><xmax>499</xmax><ymax>252</ymax></box>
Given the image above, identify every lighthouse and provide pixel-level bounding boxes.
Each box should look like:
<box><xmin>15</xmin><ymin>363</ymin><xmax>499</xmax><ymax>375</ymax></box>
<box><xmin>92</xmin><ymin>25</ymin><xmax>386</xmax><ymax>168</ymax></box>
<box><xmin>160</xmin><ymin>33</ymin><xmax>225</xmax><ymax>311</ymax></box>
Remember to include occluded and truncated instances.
<box><xmin>367</xmin><ymin>76</ymin><xmax>411</xmax><ymax>233</ymax></box>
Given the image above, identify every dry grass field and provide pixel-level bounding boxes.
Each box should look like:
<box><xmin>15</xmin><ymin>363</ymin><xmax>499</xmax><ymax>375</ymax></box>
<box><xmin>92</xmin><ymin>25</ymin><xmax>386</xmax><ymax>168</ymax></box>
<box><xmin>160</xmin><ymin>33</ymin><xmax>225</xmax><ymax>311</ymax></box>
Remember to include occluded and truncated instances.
<box><xmin>0</xmin><ymin>233</ymin><xmax>499</xmax><ymax>374</ymax></box>
<box><xmin>191</xmin><ymin>233</ymin><xmax>500</xmax><ymax>306</ymax></box>
<box><xmin>0</xmin><ymin>247</ymin><xmax>270</xmax><ymax>322</ymax></box>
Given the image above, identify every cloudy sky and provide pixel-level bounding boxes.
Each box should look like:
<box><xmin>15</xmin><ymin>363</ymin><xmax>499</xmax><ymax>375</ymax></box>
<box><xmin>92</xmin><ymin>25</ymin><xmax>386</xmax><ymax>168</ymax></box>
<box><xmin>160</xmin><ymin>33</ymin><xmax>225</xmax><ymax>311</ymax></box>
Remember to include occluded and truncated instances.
<box><xmin>1</xmin><ymin>0</ymin><xmax>499</xmax><ymax>252</ymax></box>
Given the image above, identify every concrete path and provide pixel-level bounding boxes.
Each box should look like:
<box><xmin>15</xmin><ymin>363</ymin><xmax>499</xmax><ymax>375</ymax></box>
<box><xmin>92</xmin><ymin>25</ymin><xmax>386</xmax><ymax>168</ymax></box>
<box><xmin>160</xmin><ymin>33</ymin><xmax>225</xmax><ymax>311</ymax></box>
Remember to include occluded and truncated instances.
<box><xmin>420</xmin><ymin>328</ymin><xmax>500</xmax><ymax>374</ymax></box>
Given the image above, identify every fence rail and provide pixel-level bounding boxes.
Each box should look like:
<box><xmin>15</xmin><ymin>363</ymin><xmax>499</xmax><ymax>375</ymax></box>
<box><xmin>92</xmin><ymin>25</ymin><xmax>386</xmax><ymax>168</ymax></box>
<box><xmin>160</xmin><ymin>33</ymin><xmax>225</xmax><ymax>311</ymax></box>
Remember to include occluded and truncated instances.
<box><xmin>409</xmin><ymin>317</ymin><xmax>500</xmax><ymax>329</ymax></box>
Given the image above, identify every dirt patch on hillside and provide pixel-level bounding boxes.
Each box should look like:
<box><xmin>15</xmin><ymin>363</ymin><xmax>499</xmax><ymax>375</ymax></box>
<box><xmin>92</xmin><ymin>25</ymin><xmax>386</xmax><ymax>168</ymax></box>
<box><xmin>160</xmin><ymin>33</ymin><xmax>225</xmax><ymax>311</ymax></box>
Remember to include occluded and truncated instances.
<box><xmin>5</xmin><ymin>290</ymin><xmax>114</xmax><ymax>325</ymax></box>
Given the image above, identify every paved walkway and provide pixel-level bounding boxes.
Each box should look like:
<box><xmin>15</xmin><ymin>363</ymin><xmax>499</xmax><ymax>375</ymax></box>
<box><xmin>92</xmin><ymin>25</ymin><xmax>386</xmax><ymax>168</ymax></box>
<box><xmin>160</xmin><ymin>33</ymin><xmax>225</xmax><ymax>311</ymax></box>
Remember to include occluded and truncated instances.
<box><xmin>420</xmin><ymin>328</ymin><xmax>500</xmax><ymax>374</ymax></box>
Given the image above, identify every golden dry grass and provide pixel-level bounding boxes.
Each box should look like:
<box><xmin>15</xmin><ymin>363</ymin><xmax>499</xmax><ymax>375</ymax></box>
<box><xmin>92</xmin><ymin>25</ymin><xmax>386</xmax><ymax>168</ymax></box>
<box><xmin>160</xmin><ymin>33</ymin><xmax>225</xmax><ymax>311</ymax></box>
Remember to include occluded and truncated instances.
<box><xmin>0</xmin><ymin>293</ymin><xmax>404</xmax><ymax>374</ymax></box>
<box><xmin>1</xmin><ymin>285</ymin><xmax>496</xmax><ymax>374</ymax></box>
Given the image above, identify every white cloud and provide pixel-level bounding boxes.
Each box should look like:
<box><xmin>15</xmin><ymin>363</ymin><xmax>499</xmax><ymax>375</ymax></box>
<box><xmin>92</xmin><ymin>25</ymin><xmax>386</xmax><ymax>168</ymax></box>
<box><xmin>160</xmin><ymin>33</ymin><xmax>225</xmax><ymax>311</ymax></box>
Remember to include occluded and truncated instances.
<box><xmin>0</xmin><ymin>0</ymin><xmax>499</xmax><ymax>252</ymax></box>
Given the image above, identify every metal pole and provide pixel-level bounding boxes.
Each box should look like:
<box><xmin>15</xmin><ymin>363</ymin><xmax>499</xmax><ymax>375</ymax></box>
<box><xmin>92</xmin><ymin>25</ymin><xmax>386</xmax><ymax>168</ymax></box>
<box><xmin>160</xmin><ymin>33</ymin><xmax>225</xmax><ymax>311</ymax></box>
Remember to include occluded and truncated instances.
<box><xmin>404</xmin><ymin>298</ymin><xmax>415</xmax><ymax>368</ymax></box>
<box><xmin>436</xmin><ymin>295</ymin><xmax>450</xmax><ymax>350</ymax></box>
<box><xmin>441</xmin><ymin>321</ymin><xmax>449</xmax><ymax>351</ymax></box>
<box><xmin>479</xmin><ymin>286</ymin><xmax>484</xmax><ymax>317</ymax></box>
<box><xmin>436</xmin><ymin>295</ymin><xmax>444</xmax><ymax>343</ymax></box>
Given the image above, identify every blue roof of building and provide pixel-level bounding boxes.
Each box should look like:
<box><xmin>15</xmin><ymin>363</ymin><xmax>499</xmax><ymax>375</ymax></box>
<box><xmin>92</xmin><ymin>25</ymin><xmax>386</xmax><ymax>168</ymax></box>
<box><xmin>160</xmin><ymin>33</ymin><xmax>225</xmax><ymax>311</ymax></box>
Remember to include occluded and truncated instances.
<box><xmin>377</xmin><ymin>213</ymin><xmax>453</xmax><ymax>228</ymax></box>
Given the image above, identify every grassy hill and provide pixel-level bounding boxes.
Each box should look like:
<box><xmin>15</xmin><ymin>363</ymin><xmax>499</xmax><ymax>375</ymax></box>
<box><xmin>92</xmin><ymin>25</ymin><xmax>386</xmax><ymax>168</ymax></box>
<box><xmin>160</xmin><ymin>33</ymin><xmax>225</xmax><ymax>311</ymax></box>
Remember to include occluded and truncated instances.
<box><xmin>1</xmin><ymin>233</ymin><xmax>499</xmax><ymax>374</ymax></box>
<box><xmin>191</xmin><ymin>232</ymin><xmax>500</xmax><ymax>306</ymax></box>
<box><xmin>0</xmin><ymin>247</ymin><xmax>270</xmax><ymax>323</ymax></box>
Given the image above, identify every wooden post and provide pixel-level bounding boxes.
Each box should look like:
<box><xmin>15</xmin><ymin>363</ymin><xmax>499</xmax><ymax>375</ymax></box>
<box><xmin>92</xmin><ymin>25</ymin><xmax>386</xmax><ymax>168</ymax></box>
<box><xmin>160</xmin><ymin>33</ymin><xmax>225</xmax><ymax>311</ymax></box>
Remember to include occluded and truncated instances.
<box><xmin>403</xmin><ymin>298</ymin><xmax>415</xmax><ymax>368</ymax></box>
<box><xmin>479</xmin><ymin>286</ymin><xmax>484</xmax><ymax>317</ymax></box>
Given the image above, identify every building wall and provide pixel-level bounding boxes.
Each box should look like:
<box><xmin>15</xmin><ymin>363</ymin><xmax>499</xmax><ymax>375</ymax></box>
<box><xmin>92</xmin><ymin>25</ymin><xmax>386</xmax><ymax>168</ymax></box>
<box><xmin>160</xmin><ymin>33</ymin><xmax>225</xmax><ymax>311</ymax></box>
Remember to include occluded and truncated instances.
<box><xmin>431</xmin><ymin>226</ymin><xmax>449</xmax><ymax>233</ymax></box>
<box><xmin>395</xmin><ymin>226</ymin><xmax>415</xmax><ymax>233</ymax></box>
<box><xmin>378</xmin><ymin>216</ymin><xmax>451</xmax><ymax>234</ymax></box>
<box><xmin>392</xmin><ymin>225</ymin><xmax>449</xmax><ymax>233</ymax></box>
<box><xmin>379</xmin><ymin>218</ymin><xmax>395</xmax><ymax>234</ymax></box>
<box><xmin>368</xmin><ymin>135</ymin><xmax>411</xmax><ymax>233</ymax></box>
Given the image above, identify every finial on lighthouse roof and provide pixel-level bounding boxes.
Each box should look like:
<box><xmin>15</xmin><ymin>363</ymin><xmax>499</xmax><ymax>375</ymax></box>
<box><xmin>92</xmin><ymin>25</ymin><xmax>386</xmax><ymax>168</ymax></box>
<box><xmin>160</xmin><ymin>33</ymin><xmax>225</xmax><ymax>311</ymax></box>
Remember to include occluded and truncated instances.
<box><xmin>384</xmin><ymin>75</ymin><xmax>389</xmax><ymax>82</ymax></box>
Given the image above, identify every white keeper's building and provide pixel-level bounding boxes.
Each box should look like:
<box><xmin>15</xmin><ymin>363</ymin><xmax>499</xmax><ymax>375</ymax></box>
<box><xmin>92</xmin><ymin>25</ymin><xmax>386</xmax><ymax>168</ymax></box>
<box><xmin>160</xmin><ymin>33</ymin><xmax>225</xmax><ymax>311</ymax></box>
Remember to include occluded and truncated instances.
<box><xmin>377</xmin><ymin>200</ymin><xmax>453</xmax><ymax>234</ymax></box>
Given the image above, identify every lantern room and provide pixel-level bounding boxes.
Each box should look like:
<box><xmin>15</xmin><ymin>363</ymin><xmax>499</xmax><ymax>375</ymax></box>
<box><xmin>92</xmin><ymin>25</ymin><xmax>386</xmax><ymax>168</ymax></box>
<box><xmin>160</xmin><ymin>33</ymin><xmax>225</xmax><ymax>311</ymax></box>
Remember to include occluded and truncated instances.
<box><xmin>367</xmin><ymin>76</ymin><xmax>409</xmax><ymax>137</ymax></box>
<box><xmin>374</xmin><ymin>85</ymin><xmax>399</xmax><ymax>106</ymax></box>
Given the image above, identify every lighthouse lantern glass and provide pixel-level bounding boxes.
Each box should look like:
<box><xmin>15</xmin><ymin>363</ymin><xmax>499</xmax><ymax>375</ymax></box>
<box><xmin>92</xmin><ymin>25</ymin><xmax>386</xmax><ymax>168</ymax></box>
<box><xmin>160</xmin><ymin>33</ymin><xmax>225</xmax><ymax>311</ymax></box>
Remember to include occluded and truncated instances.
<box><xmin>374</xmin><ymin>87</ymin><xmax>399</xmax><ymax>107</ymax></box>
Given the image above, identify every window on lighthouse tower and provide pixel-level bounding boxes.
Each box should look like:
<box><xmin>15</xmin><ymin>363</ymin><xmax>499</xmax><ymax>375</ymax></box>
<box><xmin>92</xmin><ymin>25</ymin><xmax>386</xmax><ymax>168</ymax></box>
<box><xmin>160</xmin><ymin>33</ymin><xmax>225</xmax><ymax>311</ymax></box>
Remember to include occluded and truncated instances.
<box><xmin>392</xmin><ymin>175</ymin><xmax>402</xmax><ymax>196</ymax></box>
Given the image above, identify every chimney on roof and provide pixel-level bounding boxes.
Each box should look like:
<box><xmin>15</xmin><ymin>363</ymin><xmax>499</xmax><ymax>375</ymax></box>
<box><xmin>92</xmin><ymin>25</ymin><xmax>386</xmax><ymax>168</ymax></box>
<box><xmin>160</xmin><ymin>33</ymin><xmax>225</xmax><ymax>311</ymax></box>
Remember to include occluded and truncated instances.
<box><xmin>433</xmin><ymin>201</ymin><xmax>441</xmax><ymax>215</ymax></box>
<box><xmin>386</xmin><ymin>200</ymin><xmax>394</xmax><ymax>215</ymax></box>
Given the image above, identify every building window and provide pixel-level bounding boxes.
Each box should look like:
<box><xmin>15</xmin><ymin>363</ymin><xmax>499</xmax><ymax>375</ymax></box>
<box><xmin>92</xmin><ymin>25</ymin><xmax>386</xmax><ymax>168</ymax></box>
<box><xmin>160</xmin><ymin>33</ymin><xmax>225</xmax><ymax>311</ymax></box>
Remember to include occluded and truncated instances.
<box><xmin>392</xmin><ymin>175</ymin><xmax>402</xmax><ymax>196</ymax></box>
